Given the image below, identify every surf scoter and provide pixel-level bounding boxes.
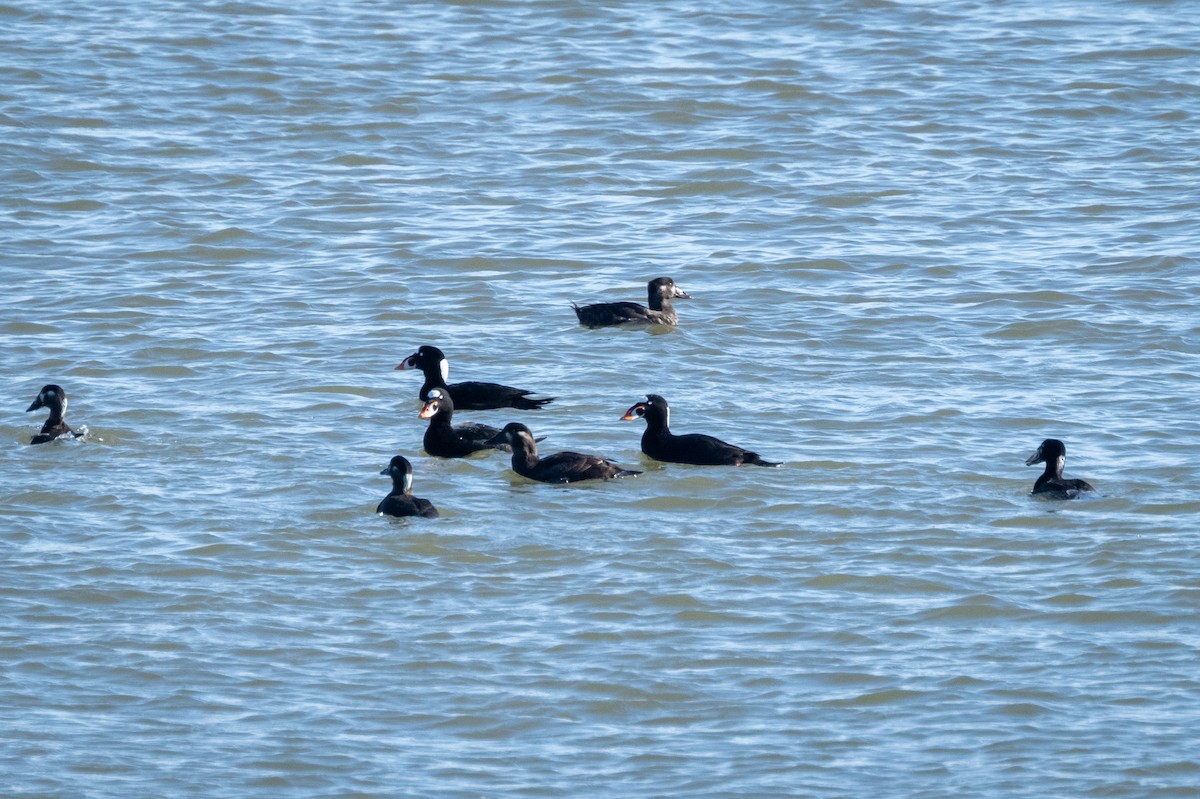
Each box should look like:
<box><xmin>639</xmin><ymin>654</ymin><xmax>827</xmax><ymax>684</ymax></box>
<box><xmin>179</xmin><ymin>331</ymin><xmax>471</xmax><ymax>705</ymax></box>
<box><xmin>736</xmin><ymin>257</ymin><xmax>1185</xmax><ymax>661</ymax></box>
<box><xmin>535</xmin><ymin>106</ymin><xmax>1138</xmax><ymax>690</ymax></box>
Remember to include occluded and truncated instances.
<box><xmin>419</xmin><ymin>388</ymin><xmax>510</xmax><ymax>458</ymax></box>
<box><xmin>26</xmin><ymin>384</ymin><xmax>82</xmax><ymax>445</ymax></box>
<box><xmin>1025</xmin><ymin>438</ymin><xmax>1095</xmax><ymax>499</ymax></box>
<box><xmin>500</xmin><ymin>422</ymin><xmax>641</xmax><ymax>484</ymax></box>
<box><xmin>396</xmin><ymin>345</ymin><xmax>553</xmax><ymax>410</ymax></box>
<box><xmin>377</xmin><ymin>455</ymin><xmax>439</xmax><ymax>518</ymax></box>
<box><xmin>622</xmin><ymin>394</ymin><xmax>779</xmax><ymax>466</ymax></box>
<box><xmin>572</xmin><ymin>277</ymin><xmax>691</xmax><ymax>328</ymax></box>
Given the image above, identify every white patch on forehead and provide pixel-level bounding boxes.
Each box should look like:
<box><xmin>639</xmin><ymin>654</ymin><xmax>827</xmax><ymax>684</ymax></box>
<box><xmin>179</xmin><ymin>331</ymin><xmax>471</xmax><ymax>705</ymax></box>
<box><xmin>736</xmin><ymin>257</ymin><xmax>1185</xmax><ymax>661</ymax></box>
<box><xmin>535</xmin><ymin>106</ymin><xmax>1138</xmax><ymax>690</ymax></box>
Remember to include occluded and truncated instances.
<box><xmin>439</xmin><ymin>359</ymin><xmax>449</xmax><ymax>382</ymax></box>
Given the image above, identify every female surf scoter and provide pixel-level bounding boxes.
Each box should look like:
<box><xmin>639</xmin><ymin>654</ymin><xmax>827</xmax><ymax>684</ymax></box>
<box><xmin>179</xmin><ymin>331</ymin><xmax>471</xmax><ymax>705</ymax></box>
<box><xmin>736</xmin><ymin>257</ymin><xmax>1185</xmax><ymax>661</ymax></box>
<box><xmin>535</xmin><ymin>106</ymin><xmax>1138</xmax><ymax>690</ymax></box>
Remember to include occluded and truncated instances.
<box><xmin>500</xmin><ymin>422</ymin><xmax>641</xmax><ymax>484</ymax></box>
<box><xmin>396</xmin><ymin>345</ymin><xmax>553</xmax><ymax>410</ymax></box>
<box><xmin>26</xmin><ymin>384</ymin><xmax>82</xmax><ymax>445</ymax></box>
<box><xmin>377</xmin><ymin>455</ymin><xmax>439</xmax><ymax>518</ymax></box>
<box><xmin>419</xmin><ymin>388</ymin><xmax>509</xmax><ymax>458</ymax></box>
<box><xmin>622</xmin><ymin>394</ymin><xmax>779</xmax><ymax>466</ymax></box>
<box><xmin>571</xmin><ymin>277</ymin><xmax>691</xmax><ymax>328</ymax></box>
<box><xmin>1025</xmin><ymin>438</ymin><xmax>1095</xmax><ymax>499</ymax></box>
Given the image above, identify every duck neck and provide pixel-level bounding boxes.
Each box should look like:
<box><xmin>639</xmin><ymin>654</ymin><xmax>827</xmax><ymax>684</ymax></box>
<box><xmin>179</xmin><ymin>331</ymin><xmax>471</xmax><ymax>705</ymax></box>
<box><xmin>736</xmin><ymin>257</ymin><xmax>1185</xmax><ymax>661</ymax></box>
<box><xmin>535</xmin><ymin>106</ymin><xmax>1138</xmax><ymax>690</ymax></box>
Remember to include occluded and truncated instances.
<box><xmin>1037</xmin><ymin>455</ymin><xmax>1065</xmax><ymax>486</ymax></box>
<box><xmin>429</xmin><ymin>408</ymin><xmax>453</xmax><ymax>430</ymax></box>
<box><xmin>641</xmin><ymin>410</ymin><xmax>671</xmax><ymax>446</ymax></box>
<box><xmin>510</xmin><ymin>440</ymin><xmax>540</xmax><ymax>475</ymax></box>
<box><xmin>43</xmin><ymin>401</ymin><xmax>66</xmax><ymax>426</ymax></box>
<box><xmin>421</xmin><ymin>372</ymin><xmax>448</xmax><ymax>398</ymax></box>
<box><xmin>1047</xmin><ymin>455</ymin><xmax>1065</xmax><ymax>480</ymax></box>
<box><xmin>643</xmin><ymin>407</ymin><xmax>672</xmax><ymax>451</ymax></box>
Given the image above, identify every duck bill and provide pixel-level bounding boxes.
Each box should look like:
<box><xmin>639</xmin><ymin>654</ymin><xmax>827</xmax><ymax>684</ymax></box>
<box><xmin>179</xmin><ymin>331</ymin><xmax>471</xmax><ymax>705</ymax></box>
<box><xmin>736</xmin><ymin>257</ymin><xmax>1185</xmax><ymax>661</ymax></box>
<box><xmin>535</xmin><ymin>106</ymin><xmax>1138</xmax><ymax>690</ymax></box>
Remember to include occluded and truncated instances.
<box><xmin>394</xmin><ymin>354</ymin><xmax>416</xmax><ymax>371</ymax></box>
<box><xmin>620</xmin><ymin>403</ymin><xmax>645</xmax><ymax>421</ymax></box>
<box><xmin>674</xmin><ymin>288</ymin><xmax>692</xmax><ymax>299</ymax></box>
<box><xmin>418</xmin><ymin>401</ymin><xmax>437</xmax><ymax>419</ymax></box>
<box><xmin>26</xmin><ymin>398</ymin><xmax>44</xmax><ymax>412</ymax></box>
<box><xmin>1024</xmin><ymin>449</ymin><xmax>1044</xmax><ymax>466</ymax></box>
<box><xmin>379</xmin><ymin>466</ymin><xmax>391</xmax><ymax>475</ymax></box>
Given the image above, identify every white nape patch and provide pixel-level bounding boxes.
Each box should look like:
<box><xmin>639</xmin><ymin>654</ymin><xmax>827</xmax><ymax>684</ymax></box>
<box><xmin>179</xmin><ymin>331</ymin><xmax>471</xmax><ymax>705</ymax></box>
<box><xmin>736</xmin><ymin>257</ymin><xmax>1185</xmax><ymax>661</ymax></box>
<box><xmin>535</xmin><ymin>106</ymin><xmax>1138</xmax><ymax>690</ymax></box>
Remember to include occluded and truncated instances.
<box><xmin>438</xmin><ymin>358</ymin><xmax>449</xmax><ymax>383</ymax></box>
<box><xmin>1056</xmin><ymin>455</ymin><xmax>1066</xmax><ymax>473</ymax></box>
<box><xmin>403</xmin><ymin>472</ymin><xmax>413</xmax><ymax>492</ymax></box>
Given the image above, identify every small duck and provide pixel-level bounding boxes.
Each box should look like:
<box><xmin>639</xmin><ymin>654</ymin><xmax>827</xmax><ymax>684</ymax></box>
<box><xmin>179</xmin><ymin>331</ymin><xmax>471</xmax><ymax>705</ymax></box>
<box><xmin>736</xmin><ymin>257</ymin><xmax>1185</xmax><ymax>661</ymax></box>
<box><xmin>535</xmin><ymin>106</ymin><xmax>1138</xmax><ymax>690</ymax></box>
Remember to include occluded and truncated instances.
<box><xmin>377</xmin><ymin>455</ymin><xmax>439</xmax><ymax>518</ymax></box>
<box><xmin>572</xmin><ymin>277</ymin><xmax>691</xmax><ymax>328</ymax></box>
<box><xmin>419</xmin><ymin>388</ymin><xmax>509</xmax><ymax>458</ymax></box>
<box><xmin>396</xmin><ymin>345</ymin><xmax>554</xmax><ymax>410</ymax></box>
<box><xmin>1025</xmin><ymin>438</ymin><xmax>1095</xmax><ymax>499</ymax></box>
<box><xmin>26</xmin><ymin>384</ymin><xmax>82</xmax><ymax>445</ymax></box>
<box><xmin>622</xmin><ymin>394</ymin><xmax>779</xmax><ymax>466</ymax></box>
<box><xmin>500</xmin><ymin>422</ymin><xmax>641</xmax><ymax>484</ymax></box>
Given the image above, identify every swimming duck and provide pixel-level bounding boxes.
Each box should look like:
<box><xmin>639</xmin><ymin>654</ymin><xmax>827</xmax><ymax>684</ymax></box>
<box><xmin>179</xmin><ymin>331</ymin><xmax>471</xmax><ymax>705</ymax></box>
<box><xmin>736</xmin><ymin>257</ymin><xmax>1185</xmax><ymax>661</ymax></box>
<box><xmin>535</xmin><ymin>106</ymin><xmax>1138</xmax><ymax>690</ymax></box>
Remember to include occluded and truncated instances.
<box><xmin>419</xmin><ymin>388</ymin><xmax>509</xmax><ymax>458</ymax></box>
<box><xmin>1025</xmin><ymin>438</ymin><xmax>1095</xmax><ymax>499</ymax></box>
<box><xmin>500</xmin><ymin>422</ymin><xmax>641</xmax><ymax>484</ymax></box>
<box><xmin>377</xmin><ymin>455</ymin><xmax>439</xmax><ymax>518</ymax></box>
<box><xmin>396</xmin><ymin>345</ymin><xmax>553</xmax><ymax>410</ymax></box>
<box><xmin>572</xmin><ymin>277</ymin><xmax>691</xmax><ymax>328</ymax></box>
<box><xmin>622</xmin><ymin>394</ymin><xmax>779</xmax><ymax>466</ymax></box>
<box><xmin>26</xmin><ymin>384</ymin><xmax>81</xmax><ymax>445</ymax></box>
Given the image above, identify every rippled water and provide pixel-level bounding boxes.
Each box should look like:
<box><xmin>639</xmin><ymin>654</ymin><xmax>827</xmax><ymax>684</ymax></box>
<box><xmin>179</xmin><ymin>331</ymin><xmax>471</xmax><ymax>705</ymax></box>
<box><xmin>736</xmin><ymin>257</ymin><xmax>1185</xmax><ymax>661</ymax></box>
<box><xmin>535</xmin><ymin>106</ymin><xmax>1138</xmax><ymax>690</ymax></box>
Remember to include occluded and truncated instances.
<box><xmin>3</xmin><ymin>0</ymin><xmax>1199</xmax><ymax>796</ymax></box>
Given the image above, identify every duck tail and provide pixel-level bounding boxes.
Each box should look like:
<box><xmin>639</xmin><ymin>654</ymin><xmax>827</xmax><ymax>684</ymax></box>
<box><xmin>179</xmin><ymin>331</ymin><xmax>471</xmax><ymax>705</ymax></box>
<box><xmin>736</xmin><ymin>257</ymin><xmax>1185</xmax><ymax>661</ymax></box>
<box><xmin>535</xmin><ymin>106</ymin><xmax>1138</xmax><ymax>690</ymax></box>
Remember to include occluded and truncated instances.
<box><xmin>513</xmin><ymin>394</ymin><xmax>555</xmax><ymax>410</ymax></box>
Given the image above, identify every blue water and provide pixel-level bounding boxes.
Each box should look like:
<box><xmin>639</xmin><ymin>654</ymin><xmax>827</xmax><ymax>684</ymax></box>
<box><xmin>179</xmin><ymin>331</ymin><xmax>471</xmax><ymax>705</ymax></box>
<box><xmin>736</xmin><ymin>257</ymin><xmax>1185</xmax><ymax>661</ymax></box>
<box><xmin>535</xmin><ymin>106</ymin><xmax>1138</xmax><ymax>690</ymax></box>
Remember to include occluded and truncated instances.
<box><xmin>2</xmin><ymin>1</ymin><xmax>1199</xmax><ymax>797</ymax></box>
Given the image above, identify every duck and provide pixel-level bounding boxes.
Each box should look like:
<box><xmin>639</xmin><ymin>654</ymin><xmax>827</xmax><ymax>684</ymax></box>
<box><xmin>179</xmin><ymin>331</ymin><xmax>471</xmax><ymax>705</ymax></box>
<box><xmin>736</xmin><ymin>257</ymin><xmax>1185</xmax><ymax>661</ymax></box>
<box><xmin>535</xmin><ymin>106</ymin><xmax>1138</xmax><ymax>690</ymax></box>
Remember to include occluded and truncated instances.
<box><xmin>571</xmin><ymin>277</ymin><xmax>691</xmax><ymax>328</ymax></box>
<box><xmin>26</xmin><ymin>384</ymin><xmax>82</xmax><ymax>445</ymax></box>
<box><xmin>395</xmin><ymin>345</ymin><xmax>553</xmax><ymax>410</ymax></box>
<box><xmin>418</xmin><ymin>388</ymin><xmax>509</xmax><ymax>458</ymax></box>
<box><xmin>500</xmin><ymin>422</ymin><xmax>641</xmax><ymax>484</ymax></box>
<box><xmin>377</xmin><ymin>455</ymin><xmax>439</xmax><ymax>518</ymax></box>
<box><xmin>622</xmin><ymin>394</ymin><xmax>779</xmax><ymax>466</ymax></box>
<box><xmin>1025</xmin><ymin>438</ymin><xmax>1095</xmax><ymax>499</ymax></box>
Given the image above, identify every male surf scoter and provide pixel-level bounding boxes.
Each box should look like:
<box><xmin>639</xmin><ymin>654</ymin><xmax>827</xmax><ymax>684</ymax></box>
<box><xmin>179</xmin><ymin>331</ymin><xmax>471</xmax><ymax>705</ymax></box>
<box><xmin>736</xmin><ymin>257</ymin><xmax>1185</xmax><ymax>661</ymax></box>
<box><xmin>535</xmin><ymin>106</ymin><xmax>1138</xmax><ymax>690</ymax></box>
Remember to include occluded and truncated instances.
<box><xmin>419</xmin><ymin>388</ymin><xmax>509</xmax><ymax>458</ymax></box>
<box><xmin>622</xmin><ymin>394</ymin><xmax>779</xmax><ymax>466</ymax></box>
<box><xmin>1025</xmin><ymin>438</ymin><xmax>1095</xmax><ymax>499</ymax></box>
<box><xmin>500</xmin><ymin>422</ymin><xmax>641</xmax><ymax>484</ymax></box>
<box><xmin>571</xmin><ymin>277</ymin><xmax>691</xmax><ymax>328</ymax></box>
<box><xmin>396</xmin><ymin>345</ymin><xmax>553</xmax><ymax>410</ymax></box>
<box><xmin>26</xmin><ymin>384</ymin><xmax>82</xmax><ymax>445</ymax></box>
<box><xmin>377</xmin><ymin>455</ymin><xmax>439</xmax><ymax>518</ymax></box>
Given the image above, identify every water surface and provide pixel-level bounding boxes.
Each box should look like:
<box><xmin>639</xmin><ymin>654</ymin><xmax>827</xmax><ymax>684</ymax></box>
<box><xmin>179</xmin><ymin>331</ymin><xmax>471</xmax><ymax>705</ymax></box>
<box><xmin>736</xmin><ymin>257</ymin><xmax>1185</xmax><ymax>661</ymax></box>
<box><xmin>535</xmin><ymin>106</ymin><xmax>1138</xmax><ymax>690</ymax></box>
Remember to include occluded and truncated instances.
<box><xmin>2</xmin><ymin>1</ymin><xmax>1199</xmax><ymax>797</ymax></box>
